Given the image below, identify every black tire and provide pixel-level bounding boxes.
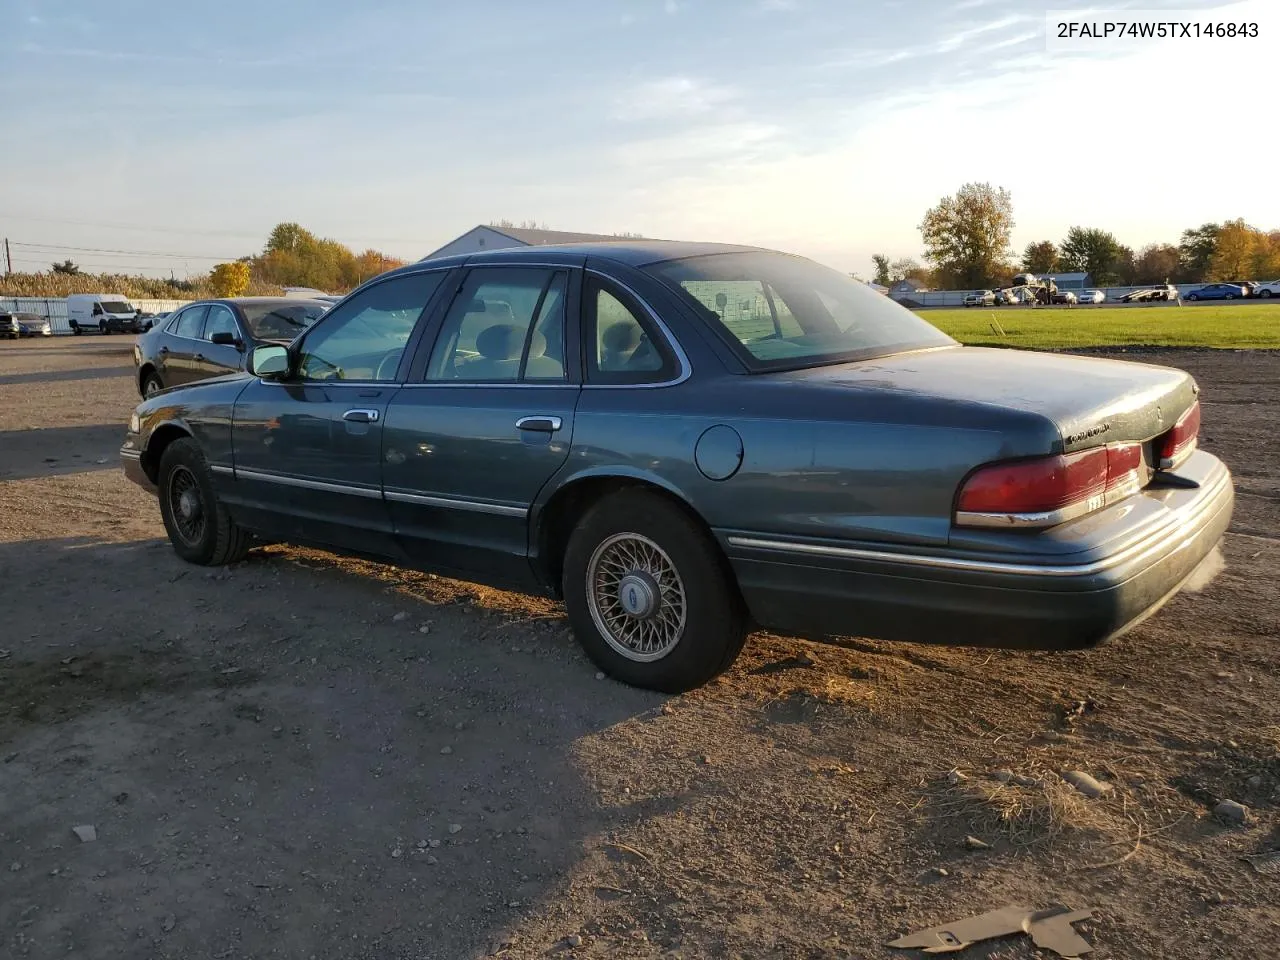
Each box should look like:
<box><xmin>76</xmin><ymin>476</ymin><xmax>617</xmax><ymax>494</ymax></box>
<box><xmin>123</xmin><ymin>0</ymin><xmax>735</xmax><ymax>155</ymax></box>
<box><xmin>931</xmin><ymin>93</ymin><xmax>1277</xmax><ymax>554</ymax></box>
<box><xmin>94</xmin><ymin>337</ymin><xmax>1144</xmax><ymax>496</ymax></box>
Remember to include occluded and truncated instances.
<box><xmin>99</xmin><ymin>320</ymin><xmax>109</xmax><ymax>334</ymax></box>
<box><xmin>1225</xmin><ymin>294</ymin><xmax>1235</xmax><ymax>300</ymax></box>
<box><xmin>141</xmin><ymin>371</ymin><xmax>164</xmax><ymax>398</ymax></box>
<box><xmin>562</xmin><ymin>489</ymin><xmax>747</xmax><ymax>692</ymax></box>
<box><xmin>71</xmin><ymin>322</ymin><xmax>81</xmax><ymax>336</ymax></box>
<box><xmin>1187</xmin><ymin>293</ymin><xmax>1198</xmax><ymax>301</ymax></box>
<box><xmin>1260</xmin><ymin>290</ymin><xmax>1273</xmax><ymax>298</ymax></box>
<box><xmin>157</xmin><ymin>437</ymin><xmax>251</xmax><ymax>566</ymax></box>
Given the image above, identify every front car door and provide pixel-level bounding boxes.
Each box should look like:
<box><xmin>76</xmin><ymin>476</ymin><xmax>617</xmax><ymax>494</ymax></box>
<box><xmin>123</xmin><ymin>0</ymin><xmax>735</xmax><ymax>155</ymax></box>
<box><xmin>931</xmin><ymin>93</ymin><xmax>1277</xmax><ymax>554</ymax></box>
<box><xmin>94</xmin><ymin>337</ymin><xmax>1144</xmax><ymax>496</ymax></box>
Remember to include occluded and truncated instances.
<box><xmin>382</xmin><ymin>264</ymin><xmax>581</xmax><ymax>586</ymax></box>
<box><xmin>191</xmin><ymin>303</ymin><xmax>248</xmax><ymax>381</ymax></box>
<box><xmin>224</xmin><ymin>270</ymin><xmax>449</xmax><ymax>556</ymax></box>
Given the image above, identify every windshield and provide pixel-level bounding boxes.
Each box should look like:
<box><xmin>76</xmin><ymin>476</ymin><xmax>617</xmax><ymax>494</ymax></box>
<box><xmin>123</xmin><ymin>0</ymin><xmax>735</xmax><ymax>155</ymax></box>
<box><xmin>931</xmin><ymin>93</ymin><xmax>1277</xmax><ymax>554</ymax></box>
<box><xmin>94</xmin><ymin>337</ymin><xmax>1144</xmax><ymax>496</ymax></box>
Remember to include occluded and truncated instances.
<box><xmin>645</xmin><ymin>251</ymin><xmax>955</xmax><ymax>369</ymax></box>
<box><xmin>100</xmin><ymin>300</ymin><xmax>133</xmax><ymax>314</ymax></box>
<box><xmin>240</xmin><ymin>301</ymin><xmax>328</xmax><ymax>340</ymax></box>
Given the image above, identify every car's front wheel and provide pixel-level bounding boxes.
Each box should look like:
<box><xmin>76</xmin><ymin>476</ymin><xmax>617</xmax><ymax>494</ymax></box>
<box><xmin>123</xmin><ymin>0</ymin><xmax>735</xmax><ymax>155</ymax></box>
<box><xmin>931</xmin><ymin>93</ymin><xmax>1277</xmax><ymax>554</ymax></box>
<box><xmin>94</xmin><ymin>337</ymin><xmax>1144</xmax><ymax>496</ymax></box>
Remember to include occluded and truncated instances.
<box><xmin>563</xmin><ymin>489</ymin><xmax>747</xmax><ymax>692</ymax></box>
<box><xmin>1225</xmin><ymin>294</ymin><xmax>1236</xmax><ymax>300</ymax></box>
<box><xmin>99</xmin><ymin>320</ymin><xmax>109</xmax><ymax>334</ymax></box>
<box><xmin>1187</xmin><ymin>293</ymin><xmax>1198</xmax><ymax>301</ymax></box>
<box><xmin>157</xmin><ymin>437</ymin><xmax>251</xmax><ymax>566</ymax></box>
<box><xmin>142</xmin><ymin>372</ymin><xmax>164</xmax><ymax>398</ymax></box>
<box><xmin>1261</xmin><ymin>290</ymin><xmax>1273</xmax><ymax>298</ymax></box>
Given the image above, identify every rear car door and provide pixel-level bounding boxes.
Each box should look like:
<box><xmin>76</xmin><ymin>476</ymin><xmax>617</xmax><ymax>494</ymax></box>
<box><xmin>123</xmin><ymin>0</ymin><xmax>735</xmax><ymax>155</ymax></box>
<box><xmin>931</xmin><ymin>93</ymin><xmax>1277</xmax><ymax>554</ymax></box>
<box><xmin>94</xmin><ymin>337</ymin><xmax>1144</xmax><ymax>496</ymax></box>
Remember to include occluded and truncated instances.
<box><xmin>226</xmin><ymin>270</ymin><xmax>449</xmax><ymax>555</ymax></box>
<box><xmin>165</xmin><ymin>305</ymin><xmax>209</xmax><ymax>385</ymax></box>
<box><xmin>383</xmin><ymin>265</ymin><xmax>580</xmax><ymax>586</ymax></box>
<box><xmin>192</xmin><ymin>303</ymin><xmax>248</xmax><ymax>381</ymax></box>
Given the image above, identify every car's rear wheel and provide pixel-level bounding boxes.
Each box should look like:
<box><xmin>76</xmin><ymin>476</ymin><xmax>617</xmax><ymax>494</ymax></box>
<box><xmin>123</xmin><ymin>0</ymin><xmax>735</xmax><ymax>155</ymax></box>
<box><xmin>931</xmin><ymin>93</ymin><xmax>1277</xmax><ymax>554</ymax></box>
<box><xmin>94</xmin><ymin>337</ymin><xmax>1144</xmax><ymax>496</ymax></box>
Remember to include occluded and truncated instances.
<box><xmin>1225</xmin><ymin>294</ymin><xmax>1236</xmax><ymax>300</ymax></box>
<box><xmin>1187</xmin><ymin>293</ymin><xmax>1198</xmax><ymax>301</ymax></box>
<box><xmin>142</xmin><ymin>372</ymin><xmax>164</xmax><ymax>398</ymax></box>
<box><xmin>562</xmin><ymin>489</ymin><xmax>746</xmax><ymax>692</ymax></box>
<box><xmin>157</xmin><ymin>437</ymin><xmax>251</xmax><ymax>566</ymax></box>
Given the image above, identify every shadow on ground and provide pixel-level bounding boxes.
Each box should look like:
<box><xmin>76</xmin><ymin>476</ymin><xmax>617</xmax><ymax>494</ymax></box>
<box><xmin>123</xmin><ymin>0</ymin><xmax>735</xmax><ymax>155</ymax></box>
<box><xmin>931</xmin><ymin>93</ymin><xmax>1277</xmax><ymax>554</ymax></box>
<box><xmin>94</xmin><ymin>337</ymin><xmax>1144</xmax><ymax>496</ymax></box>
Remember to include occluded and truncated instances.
<box><xmin>0</xmin><ymin>535</ymin><xmax>662</xmax><ymax>959</ymax></box>
<box><xmin>0</xmin><ymin>424</ymin><xmax>126</xmax><ymax>480</ymax></box>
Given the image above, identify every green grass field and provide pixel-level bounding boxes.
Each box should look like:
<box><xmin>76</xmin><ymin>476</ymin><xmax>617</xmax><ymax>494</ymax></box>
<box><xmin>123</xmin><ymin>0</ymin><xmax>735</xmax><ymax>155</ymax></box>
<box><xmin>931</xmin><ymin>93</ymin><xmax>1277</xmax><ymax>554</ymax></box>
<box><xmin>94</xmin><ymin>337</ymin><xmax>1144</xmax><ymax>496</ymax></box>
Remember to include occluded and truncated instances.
<box><xmin>917</xmin><ymin>304</ymin><xmax>1280</xmax><ymax>350</ymax></box>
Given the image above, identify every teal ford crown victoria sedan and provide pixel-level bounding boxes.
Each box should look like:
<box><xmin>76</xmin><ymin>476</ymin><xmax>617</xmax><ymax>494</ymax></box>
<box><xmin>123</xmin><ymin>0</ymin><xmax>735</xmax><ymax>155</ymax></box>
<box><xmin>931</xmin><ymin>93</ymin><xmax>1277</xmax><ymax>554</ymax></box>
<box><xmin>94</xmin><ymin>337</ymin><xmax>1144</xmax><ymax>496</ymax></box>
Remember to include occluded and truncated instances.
<box><xmin>122</xmin><ymin>242</ymin><xmax>1232</xmax><ymax>692</ymax></box>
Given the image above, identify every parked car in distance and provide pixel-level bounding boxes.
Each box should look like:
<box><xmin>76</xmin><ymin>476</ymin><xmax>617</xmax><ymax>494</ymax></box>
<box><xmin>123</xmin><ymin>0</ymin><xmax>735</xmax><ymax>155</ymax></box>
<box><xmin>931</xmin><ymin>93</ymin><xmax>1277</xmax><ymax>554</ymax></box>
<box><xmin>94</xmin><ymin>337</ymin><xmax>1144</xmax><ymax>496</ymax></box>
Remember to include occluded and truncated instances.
<box><xmin>1234</xmin><ymin>281</ymin><xmax>1259</xmax><ymax>297</ymax></box>
<box><xmin>1185</xmin><ymin>283</ymin><xmax>1245</xmax><ymax>301</ymax></box>
<box><xmin>1077</xmin><ymin>289</ymin><xmax>1104</xmax><ymax>304</ymax></box>
<box><xmin>1256</xmin><ymin>279</ymin><xmax>1280</xmax><ymax>298</ymax></box>
<box><xmin>963</xmin><ymin>290</ymin><xmax>996</xmax><ymax>307</ymax></box>
<box><xmin>122</xmin><ymin>240</ymin><xmax>1233</xmax><ymax>693</ymax></box>
<box><xmin>67</xmin><ymin>293</ymin><xmax>144</xmax><ymax>334</ymax></box>
<box><xmin>133</xmin><ymin>297</ymin><xmax>328</xmax><ymax>397</ymax></box>
<box><xmin>139</xmin><ymin>312</ymin><xmax>170</xmax><ymax>332</ymax></box>
<box><xmin>0</xmin><ymin>312</ymin><xmax>22</xmax><ymax>339</ymax></box>
<box><xmin>18</xmin><ymin>313</ymin><xmax>53</xmax><ymax>336</ymax></box>
<box><xmin>1052</xmin><ymin>290</ymin><xmax>1078</xmax><ymax>305</ymax></box>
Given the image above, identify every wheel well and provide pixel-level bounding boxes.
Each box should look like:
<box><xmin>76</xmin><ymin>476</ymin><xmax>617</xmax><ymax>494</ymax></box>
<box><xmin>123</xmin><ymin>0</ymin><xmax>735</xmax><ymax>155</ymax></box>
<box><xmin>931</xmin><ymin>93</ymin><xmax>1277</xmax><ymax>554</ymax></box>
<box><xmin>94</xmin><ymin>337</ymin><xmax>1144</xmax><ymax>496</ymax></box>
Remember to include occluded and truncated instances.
<box><xmin>137</xmin><ymin>363</ymin><xmax>156</xmax><ymax>392</ymax></box>
<box><xmin>142</xmin><ymin>425</ymin><xmax>191</xmax><ymax>483</ymax></box>
<box><xmin>535</xmin><ymin>477</ymin><xmax>729</xmax><ymax>598</ymax></box>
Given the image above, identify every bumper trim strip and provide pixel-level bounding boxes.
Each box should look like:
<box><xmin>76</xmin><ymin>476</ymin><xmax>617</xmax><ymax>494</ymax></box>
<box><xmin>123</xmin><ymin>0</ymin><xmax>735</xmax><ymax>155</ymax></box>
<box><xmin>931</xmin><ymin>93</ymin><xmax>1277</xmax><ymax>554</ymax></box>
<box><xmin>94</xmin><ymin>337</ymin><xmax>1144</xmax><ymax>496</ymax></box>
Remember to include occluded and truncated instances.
<box><xmin>727</xmin><ymin>467</ymin><xmax>1230</xmax><ymax>580</ymax></box>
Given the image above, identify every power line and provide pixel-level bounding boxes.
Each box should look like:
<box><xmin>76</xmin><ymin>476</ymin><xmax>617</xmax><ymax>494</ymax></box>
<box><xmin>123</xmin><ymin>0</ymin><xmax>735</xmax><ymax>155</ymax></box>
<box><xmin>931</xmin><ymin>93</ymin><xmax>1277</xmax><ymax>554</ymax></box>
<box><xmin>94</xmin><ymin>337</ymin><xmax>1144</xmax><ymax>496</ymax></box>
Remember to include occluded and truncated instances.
<box><xmin>12</xmin><ymin>241</ymin><xmax>240</xmax><ymax>260</ymax></box>
<box><xmin>0</xmin><ymin>211</ymin><xmax>263</xmax><ymax>240</ymax></box>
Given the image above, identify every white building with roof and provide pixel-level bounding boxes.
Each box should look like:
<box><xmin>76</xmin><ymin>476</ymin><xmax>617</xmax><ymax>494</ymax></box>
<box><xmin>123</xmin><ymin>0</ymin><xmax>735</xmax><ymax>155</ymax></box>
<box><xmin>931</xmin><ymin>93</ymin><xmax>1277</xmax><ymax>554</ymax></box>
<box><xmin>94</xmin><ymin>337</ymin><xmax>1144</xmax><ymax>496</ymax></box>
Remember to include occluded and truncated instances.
<box><xmin>422</xmin><ymin>225</ymin><xmax>642</xmax><ymax>261</ymax></box>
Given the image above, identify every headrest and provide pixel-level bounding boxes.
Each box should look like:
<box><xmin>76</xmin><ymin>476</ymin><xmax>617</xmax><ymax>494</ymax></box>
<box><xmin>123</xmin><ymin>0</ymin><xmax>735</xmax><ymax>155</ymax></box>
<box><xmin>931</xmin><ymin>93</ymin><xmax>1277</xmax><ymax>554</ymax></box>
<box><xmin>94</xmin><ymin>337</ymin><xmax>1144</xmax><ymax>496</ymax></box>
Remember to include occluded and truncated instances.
<box><xmin>476</xmin><ymin>324</ymin><xmax>523</xmax><ymax>360</ymax></box>
<box><xmin>602</xmin><ymin>322</ymin><xmax>641</xmax><ymax>353</ymax></box>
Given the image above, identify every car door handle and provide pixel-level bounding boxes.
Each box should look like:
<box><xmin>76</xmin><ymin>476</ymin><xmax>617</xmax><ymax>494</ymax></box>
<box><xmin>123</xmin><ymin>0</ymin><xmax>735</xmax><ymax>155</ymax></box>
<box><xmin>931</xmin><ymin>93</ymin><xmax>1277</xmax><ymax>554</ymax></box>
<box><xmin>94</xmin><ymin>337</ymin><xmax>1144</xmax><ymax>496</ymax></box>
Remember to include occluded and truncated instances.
<box><xmin>515</xmin><ymin>416</ymin><xmax>562</xmax><ymax>433</ymax></box>
<box><xmin>342</xmin><ymin>408</ymin><xmax>380</xmax><ymax>423</ymax></box>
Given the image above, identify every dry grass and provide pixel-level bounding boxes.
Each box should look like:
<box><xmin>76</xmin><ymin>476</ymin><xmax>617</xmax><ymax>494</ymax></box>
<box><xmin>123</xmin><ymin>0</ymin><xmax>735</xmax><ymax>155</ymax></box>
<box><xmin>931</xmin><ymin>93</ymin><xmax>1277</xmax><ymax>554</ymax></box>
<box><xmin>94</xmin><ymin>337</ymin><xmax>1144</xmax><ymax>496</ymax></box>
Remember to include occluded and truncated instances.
<box><xmin>939</xmin><ymin>769</ymin><xmax>1126</xmax><ymax>848</ymax></box>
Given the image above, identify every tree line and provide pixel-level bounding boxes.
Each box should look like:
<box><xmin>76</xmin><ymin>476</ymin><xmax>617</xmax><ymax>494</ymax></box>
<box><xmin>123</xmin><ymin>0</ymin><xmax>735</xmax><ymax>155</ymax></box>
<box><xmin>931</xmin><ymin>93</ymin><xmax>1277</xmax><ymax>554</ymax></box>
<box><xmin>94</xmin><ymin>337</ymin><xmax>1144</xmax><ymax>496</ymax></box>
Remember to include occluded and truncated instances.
<box><xmin>871</xmin><ymin>183</ymin><xmax>1280</xmax><ymax>290</ymax></box>
<box><xmin>1</xmin><ymin>222</ymin><xmax>407</xmax><ymax>299</ymax></box>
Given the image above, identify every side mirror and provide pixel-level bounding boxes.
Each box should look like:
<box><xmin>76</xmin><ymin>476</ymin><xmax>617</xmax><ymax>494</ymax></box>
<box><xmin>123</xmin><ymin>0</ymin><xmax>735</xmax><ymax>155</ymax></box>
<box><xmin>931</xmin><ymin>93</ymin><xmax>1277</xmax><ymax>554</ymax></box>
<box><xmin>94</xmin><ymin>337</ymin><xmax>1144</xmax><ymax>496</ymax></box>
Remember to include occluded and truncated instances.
<box><xmin>210</xmin><ymin>331</ymin><xmax>244</xmax><ymax>350</ymax></box>
<box><xmin>250</xmin><ymin>344</ymin><xmax>290</xmax><ymax>379</ymax></box>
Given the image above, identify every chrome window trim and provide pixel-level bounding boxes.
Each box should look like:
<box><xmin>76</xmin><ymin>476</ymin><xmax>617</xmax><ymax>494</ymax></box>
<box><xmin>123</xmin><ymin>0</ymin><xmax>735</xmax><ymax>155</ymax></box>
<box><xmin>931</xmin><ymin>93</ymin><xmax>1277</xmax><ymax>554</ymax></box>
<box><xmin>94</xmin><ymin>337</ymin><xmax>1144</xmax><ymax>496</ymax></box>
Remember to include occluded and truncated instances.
<box><xmin>384</xmin><ymin>489</ymin><xmax>527</xmax><ymax>517</ymax></box>
<box><xmin>399</xmin><ymin>381</ymin><xmax>577</xmax><ymax>390</ymax></box>
<box><xmin>584</xmin><ymin>269</ymin><xmax>691</xmax><ymax>389</ymax></box>
<box><xmin>233</xmin><ymin>467</ymin><xmax>381</xmax><ymax>499</ymax></box>
<box><xmin>727</xmin><ymin>465</ymin><xmax>1229</xmax><ymax>579</ymax></box>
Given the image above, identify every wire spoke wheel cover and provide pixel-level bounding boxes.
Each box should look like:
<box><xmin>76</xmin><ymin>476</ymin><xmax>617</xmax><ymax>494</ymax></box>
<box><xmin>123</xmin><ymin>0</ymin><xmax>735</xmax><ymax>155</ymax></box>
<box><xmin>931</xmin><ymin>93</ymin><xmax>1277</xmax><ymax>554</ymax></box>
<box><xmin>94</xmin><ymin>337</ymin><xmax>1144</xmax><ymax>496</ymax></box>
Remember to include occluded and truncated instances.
<box><xmin>586</xmin><ymin>532</ymin><xmax>687</xmax><ymax>662</ymax></box>
<box><xmin>166</xmin><ymin>464</ymin><xmax>206</xmax><ymax>547</ymax></box>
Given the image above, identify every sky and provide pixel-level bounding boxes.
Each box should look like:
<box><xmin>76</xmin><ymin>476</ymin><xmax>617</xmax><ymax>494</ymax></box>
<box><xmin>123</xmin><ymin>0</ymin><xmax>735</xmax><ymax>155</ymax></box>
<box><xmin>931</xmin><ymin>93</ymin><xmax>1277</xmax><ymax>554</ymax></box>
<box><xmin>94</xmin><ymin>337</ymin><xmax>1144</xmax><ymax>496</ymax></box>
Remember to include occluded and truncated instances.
<box><xmin>0</xmin><ymin>0</ymin><xmax>1274</xmax><ymax>278</ymax></box>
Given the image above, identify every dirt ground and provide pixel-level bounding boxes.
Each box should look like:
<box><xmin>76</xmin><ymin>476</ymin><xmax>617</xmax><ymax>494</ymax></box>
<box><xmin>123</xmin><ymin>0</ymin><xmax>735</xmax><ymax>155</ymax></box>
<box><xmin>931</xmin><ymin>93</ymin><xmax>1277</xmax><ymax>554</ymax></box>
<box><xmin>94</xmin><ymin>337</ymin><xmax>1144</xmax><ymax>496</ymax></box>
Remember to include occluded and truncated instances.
<box><xmin>1</xmin><ymin>337</ymin><xmax>1277</xmax><ymax>960</ymax></box>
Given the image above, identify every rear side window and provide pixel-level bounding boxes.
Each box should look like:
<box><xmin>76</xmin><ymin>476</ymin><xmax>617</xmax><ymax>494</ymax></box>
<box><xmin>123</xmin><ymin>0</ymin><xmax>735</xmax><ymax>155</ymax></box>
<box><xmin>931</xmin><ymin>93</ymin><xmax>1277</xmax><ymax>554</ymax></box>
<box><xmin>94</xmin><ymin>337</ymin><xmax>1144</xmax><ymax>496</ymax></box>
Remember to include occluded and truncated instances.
<box><xmin>425</xmin><ymin>268</ymin><xmax>568</xmax><ymax>382</ymax></box>
<box><xmin>174</xmin><ymin>305</ymin><xmax>208</xmax><ymax>339</ymax></box>
<box><xmin>584</xmin><ymin>276</ymin><xmax>677</xmax><ymax>385</ymax></box>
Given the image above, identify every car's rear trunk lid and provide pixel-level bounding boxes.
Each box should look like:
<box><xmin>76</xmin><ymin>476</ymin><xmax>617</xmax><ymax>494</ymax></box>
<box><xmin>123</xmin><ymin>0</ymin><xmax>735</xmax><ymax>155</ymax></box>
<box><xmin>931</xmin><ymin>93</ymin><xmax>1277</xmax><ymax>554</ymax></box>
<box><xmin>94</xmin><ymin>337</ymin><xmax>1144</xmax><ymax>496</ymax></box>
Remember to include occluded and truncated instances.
<box><xmin>785</xmin><ymin>345</ymin><xmax>1199</xmax><ymax>452</ymax></box>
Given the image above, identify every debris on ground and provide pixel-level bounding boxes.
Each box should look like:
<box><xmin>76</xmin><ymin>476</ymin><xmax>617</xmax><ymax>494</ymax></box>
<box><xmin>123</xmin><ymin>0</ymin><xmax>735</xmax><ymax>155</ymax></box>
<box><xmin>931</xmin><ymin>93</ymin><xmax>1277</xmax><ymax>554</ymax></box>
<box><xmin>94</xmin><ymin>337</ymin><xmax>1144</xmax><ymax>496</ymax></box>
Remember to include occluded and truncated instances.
<box><xmin>888</xmin><ymin>903</ymin><xmax>1094</xmax><ymax>956</ymax></box>
<box><xmin>72</xmin><ymin>825</ymin><xmax>97</xmax><ymax>843</ymax></box>
<box><xmin>963</xmin><ymin>835</ymin><xmax>990</xmax><ymax>851</ymax></box>
<box><xmin>1214</xmin><ymin>799</ymin><xmax>1250</xmax><ymax>824</ymax></box>
<box><xmin>1241</xmin><ymin>850</ymin><xmax>1280</xmax><ymax>874</ymax></box>
<box><xmin>1062</xmin><ymin>771</ymin><xmax>1113</xmax><ymax>799</ymax></box>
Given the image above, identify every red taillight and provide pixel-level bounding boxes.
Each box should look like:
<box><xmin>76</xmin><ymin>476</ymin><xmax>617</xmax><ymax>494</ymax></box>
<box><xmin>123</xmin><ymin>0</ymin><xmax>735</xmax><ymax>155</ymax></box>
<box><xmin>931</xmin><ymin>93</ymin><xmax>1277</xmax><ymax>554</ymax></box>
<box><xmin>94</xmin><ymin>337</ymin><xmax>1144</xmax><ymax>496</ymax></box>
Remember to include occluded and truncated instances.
<box><xmin>956</xmin><ymin>442</ymin><xmax>1145</xmax><ymax>527</ymax></box>
<box><xmin>1156</xmin><ymin>402</ymin><xmax>1200</xmax><ymax>469</ymax></box>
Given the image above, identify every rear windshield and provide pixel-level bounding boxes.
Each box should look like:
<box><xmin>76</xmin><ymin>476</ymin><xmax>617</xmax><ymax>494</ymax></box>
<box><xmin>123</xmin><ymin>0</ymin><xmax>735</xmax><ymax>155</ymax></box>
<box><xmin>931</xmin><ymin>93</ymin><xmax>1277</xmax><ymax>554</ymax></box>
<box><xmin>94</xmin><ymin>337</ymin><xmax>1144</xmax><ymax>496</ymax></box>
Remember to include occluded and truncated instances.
<box><xmin>240</xmin><ymin>301</ymin><xmax>327</xmax><ymax>340</ymax></box>
<box><xmin>645</xmin><ymin>251</ymin><xmax>954</xmax><ymax>369</ymax></box>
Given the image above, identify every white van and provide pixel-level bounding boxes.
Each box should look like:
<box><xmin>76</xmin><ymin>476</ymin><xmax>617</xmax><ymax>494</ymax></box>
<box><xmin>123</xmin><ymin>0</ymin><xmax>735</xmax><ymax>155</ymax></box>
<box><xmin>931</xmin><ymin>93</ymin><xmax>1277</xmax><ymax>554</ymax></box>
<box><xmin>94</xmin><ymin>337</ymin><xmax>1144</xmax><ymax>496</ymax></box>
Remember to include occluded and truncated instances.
<box><xmin>66</xmin><ymin>293</ymin><xmax>142</xmax><ymax>335</ymax></box>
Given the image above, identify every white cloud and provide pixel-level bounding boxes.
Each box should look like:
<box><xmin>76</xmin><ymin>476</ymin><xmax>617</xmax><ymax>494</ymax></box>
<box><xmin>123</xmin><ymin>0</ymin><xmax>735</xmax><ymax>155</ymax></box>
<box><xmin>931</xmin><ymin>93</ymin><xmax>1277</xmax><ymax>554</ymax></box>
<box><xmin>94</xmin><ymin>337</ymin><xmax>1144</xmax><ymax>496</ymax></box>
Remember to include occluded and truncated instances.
<box><xmin>612</xmin><ymin>76</ymin><xmax>739</xmax><ymax>121</ymax></box>
<box><xmin>664</xmin><ymin>0</ymin><xmax>679</xmax><ymax>13</ymax></box>
<box><xmin>756</xmin><ymin>0</ymin><xmax>799</xmax><ymax>11</ymax></box>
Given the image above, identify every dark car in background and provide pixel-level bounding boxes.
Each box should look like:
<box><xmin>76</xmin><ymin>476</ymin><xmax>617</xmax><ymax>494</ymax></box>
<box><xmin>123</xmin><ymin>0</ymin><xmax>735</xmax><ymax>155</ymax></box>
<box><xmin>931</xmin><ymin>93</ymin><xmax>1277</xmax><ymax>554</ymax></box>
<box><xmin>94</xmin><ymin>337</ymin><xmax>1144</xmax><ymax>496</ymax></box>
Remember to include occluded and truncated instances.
<box><xmin>121</xmin><ymin>241</ymin><xmax>1232</xmax><ymax>693</ymax></box>
<box><xmin>1</xmin><ymin>312</ymin><xmax>51</xmax><ymax>338</ymax></box>
<box><xmin>133</xmin><ymin>297</ymin><xmax>328</xmax><ymax>397</ymax></box>
<box><xmin>1185</xmin><ymin>283</ymin><xmax>1245</xmax><ymax>301</ymax></box>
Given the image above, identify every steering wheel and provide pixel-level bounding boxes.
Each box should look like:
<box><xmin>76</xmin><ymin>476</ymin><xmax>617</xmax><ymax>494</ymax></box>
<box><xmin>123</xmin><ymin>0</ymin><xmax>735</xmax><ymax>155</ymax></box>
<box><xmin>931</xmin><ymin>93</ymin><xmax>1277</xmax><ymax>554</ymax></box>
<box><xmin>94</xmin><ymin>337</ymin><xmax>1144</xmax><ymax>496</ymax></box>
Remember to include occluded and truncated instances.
<box><xmin>374</xmin><ymin>348</ymin><xmax>404</xmax><ymax>381</ymax></box>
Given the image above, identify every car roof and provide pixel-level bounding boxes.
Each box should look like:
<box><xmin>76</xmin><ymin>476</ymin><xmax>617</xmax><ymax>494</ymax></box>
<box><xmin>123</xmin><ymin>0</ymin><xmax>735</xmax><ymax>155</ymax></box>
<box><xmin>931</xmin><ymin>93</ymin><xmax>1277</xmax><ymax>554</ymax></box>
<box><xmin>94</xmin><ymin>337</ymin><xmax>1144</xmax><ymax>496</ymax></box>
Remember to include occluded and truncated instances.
<box><xmin>409</xmin><ymin>239</ymin><xmax>773</xmax><ymax>273</ymax></box>
<box><xmin>198</xmin><ymin>297</ymin><xmax>329</xmax><ymax>307</ymax></box>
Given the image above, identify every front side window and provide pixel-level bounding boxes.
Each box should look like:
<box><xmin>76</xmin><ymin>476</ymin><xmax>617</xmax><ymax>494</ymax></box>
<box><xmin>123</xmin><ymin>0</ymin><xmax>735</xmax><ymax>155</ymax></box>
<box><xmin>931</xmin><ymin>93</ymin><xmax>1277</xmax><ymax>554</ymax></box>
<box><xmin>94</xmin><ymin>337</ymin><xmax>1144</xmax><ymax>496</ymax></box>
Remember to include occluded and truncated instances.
<box><xmin>297</xmin><ymin>272</ymin><xmax>442</xmax><ymax>381</ymax></box>
<box><xmin>203</xmin><ymin>305</ymin><xmax>239</xmax><ymax>341</ymax></box>
<box><xmin>425</xmin><ymin>268</ymin><xmax>568</xmax><ymax>382</ymax></box>
<box><xmin>647</xmin><ymin>251</ymin><xmax>955</xmax><ymax>369</ymax></box>
<box><xmin>174</xmin><ymin>305</ymin><xmax>208</xmax><ymax>339</ymax></box>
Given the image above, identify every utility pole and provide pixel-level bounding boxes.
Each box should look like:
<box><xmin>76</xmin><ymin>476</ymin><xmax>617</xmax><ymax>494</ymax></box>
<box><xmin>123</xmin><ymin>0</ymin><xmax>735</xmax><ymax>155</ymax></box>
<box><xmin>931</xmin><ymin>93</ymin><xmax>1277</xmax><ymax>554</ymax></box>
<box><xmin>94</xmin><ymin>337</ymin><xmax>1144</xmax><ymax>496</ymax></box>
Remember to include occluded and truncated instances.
<box><xmin>4</xmin><ymin>238</ymin><xmax>11</xmax><ymax>275</ymax></box>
